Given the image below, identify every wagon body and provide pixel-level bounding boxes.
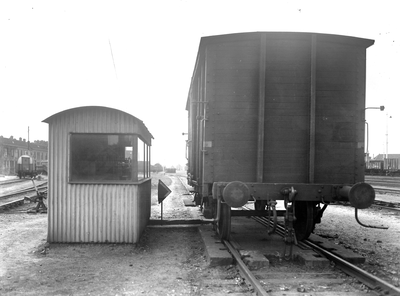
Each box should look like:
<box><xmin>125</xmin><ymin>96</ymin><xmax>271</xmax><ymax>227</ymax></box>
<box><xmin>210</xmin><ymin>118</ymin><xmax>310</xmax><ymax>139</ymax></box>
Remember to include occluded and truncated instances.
<box><xmin>16</xmin><ymin>155</ymin><xmax>36</xmax><ymax>178</ymax></box>
<box><xmin>187</xmin><ymin>32</ymin><xmax>373</xmax><ymax>199</ymax></box>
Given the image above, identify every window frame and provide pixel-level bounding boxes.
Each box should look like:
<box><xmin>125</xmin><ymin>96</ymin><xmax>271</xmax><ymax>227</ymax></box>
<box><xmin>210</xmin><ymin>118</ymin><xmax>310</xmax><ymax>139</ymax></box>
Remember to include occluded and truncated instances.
<box><xmin>68</xmin><ymin>133</ymin><xmax>151</xmax><ymax>185</ymax></box>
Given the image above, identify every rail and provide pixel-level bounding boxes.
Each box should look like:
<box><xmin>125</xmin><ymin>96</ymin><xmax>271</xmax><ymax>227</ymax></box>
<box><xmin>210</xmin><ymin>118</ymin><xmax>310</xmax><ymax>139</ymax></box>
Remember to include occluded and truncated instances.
<box><xmin>0</xmin><ymin>178</ymin><xmax>25</xmax><ymax>186</ymax></box>
<box><xmin>303</xmin><ymin>239</ymin><xmax>400</xmax><ymax>295</ymax></box>
<box><xmin>374</xmin><ymin>187</ymin><xmax>400</xmax><ymax>195</ymax></box>
<box><xmin>244</xmin><ymin>206</ymin><xmax>400</xmax><ymax>295</ymax></box>
<box><xmin>0</xmin><ymin>182</ymin><xmax>47</xmax><ymax>200</ymax></box>
<box><xmin>223</xmin><ymin>239</ymin><xmax>269</xmax><ymax>296</ymax></box>
<box><xmin>0</xmin><ymin>183</ymin><xmax>48</xmax><ymax>211</ymax></box>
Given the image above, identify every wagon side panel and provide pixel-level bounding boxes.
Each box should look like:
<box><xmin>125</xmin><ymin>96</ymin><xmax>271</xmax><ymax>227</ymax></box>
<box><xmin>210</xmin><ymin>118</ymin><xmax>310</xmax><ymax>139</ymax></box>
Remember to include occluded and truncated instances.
<box><xmin>187</xmin><ymin>68</ymin><xmax>203</xmax><ymax>186</ymax></box>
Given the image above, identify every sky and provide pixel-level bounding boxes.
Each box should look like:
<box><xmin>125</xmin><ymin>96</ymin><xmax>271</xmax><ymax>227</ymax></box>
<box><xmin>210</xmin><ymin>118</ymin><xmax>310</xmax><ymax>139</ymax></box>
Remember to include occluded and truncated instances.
<box><xmin>1</xmin><ymin>0</ymin><xmax>399</xmax><ymax>167</ymax></box>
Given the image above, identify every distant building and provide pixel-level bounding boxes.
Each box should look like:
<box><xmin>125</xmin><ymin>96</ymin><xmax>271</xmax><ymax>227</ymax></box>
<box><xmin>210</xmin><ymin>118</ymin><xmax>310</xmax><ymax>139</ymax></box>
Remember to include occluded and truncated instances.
<box><xmin>373</xmin><ymin>154</ymin><xmax>400</xmax><ymax>161</ymax></box>
<box><xmin>0</xmin><ymin>136</ymin><xmax>48</xmax><ymax>175</ymax></box>
<box><xmin>373</xmin><ymin>154</ymin><xmax>400</xmax><ymax>171</ymax></box>
<box><xmin>165</xmin><ymin>167</ymin><xmax>176</xmax><ymax>173</ymax></box>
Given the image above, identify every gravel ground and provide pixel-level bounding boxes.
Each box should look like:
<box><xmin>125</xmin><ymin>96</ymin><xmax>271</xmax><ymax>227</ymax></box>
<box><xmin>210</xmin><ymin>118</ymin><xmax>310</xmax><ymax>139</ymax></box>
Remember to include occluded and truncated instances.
<box><xmin>0</xmin><ymin>173</ymin><xmax>252</xmax><ymax>296</ymax></box>
<box><xmin>0</xmin><ymin>173</ymin><xmax>399</xmax><ymax>295</ymax></box>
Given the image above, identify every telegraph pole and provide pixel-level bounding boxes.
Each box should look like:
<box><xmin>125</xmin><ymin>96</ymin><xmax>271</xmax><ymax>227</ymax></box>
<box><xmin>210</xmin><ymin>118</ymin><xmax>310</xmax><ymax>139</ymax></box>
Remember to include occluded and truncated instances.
<box><xmin>385</xmin><ymin>113</ymin><xmax>392</xmax><ymax>168</ymax></box>
<box><xmin>28</xmin><ymin>126</ymin><xmax>30</xmax><ymax>152</ymax></box>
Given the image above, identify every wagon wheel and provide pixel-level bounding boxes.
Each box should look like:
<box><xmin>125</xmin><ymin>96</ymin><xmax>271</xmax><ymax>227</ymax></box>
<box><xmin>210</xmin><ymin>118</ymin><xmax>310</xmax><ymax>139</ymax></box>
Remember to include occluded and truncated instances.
<box><xmin>217</xmin><ymin>202</ymin><xmax>231</xmax><ymax>240</ymax></box>
<box><xmin>293</xmin><ymin>201</ymin><xmax>315</xmax><ymax>241</ymax></box>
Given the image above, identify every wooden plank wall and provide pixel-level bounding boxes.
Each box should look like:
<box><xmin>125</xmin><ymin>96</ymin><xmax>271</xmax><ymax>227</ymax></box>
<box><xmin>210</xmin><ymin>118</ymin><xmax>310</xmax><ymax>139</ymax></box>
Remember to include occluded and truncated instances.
<box><xmin>204</xmin><ymin>40</ymin><xmax>260</xmax><ymax>183</ymax></box>
<box><xmin>190</xmin><ymin>33</ymin><xmax>368</xmax><ymax>188</ymax></box>
<box><xmin>263</xmin><ymin>38</ymin><xmax>311</xmax><ymax>183</ymax></box>
<box><xmin>314</xmin><ymin>42</ymin><xmax>366</xmax><ymax>183</ymax></box>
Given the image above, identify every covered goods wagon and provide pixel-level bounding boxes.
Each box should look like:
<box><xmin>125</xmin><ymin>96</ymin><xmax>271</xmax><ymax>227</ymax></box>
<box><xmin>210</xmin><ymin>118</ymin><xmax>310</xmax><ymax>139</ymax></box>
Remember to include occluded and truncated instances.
<box><xmin>186</xmin><ymin>32</ymin><xmax>376</xmax><ymax>240</ymax></box>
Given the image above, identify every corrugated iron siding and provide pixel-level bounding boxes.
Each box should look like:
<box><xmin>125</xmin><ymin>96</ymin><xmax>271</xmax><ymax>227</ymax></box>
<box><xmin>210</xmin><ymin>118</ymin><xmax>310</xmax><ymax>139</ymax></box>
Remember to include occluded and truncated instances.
<box><xmin>46</xmin><ymin>107</ymin><xmax>152</xmax><ymax>243</ymax></box>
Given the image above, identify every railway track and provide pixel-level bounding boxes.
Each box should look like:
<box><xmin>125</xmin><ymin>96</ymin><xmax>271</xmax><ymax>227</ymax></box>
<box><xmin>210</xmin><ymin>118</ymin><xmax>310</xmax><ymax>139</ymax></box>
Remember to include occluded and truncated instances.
<box><xmin>364</xmin><ymin>175</ymin><xmax>400</xmax><ymax>197</ymax></box>
<box><xmin>366</xmin><ymin>176</ymin><xmax>400</xmax><ymax>184</ymax></box>
<box><xmin>0</xmin><ymin>178</ymin><xmax>25</xmax><ymax>186</ymax></box>
<box><xmin>178</xmin><ymin>173</ymin><xmax>400</xmax><ymax>294</ymax></box>
<box><xmin>0</xmin><ymin>181</ymin><xmax>47</xmax><ymax>211</ymax></box>
<box><xmin>0</xmin><ymin>181</ymin><xmax>47</xmax><ymax>198</ymax></box>
<box><xmin>373</xmin><ymin>200</ymin><xmax>400</xmax><ymax>212</ymax></box>
<box><xmin>221</xmin><ymin>207</ymin><xmax>400</xmax><ymax>295</ymax></box>
<box><xmin>223</xmin><ymin>239</ymin><xmax>269</xmax><ymax>296</ymax></box>
<box><xmin>366</xmin><ymin>176</ymin><xmax>400</xmax><ymax>191</ymax></box>
<box><xmin>178</xmin><ymin>173</ymin><xmax>400</xmax><ymax>293</ymax></box>
<box><xmin>374</xmin><ymin>187</ymin><xmax>400</xmax><ymax>196</ymax></box>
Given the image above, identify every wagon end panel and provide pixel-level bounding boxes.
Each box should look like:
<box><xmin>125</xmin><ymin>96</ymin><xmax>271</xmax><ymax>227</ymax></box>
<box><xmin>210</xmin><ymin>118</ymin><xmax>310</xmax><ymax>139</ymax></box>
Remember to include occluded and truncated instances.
<box><xmin>203</xmin><ymin>37</ymin><xmax>260</xmax><ymax>184</ymax></box>
<box><xmin>314</xmin><ymin>40</ymin><xmax>367</xmax><ymax>184</ymax></box>
<box><xmin>187</xmin><ymin>32</ymin><xmax>372</xmax><ymax>192</ymax></box>
<box><xmin>262</xmin><ymin>35</ymin><xmax>312</xmax><ymax>183</ymax></box>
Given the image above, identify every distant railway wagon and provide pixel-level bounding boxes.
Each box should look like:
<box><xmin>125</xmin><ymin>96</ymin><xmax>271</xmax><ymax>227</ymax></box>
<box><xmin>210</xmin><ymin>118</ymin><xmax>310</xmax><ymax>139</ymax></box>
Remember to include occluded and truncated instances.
<box><xmin>186</xmin><ymin>32</ymin><xmax>377</xmax><ymax>240</ymax></box>
<box><xmin>366</xmin><ymin>159</ymin><xmax>400</xmax><ymax>176</ymax></box>
<box><xmin>36</xmin><ymin>160</ymin><xmax>48</xmax><ymax>175</ymax></box>
<box><xmin>16</xmin><ymin>155</ymin><xmax>37</xmax><ymax>179</ymax></box>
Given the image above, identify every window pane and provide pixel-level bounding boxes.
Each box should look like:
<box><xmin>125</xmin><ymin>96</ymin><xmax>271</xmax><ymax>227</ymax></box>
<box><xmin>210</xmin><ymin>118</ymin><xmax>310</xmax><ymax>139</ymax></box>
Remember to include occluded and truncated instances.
<box><xmin>138</xmin><ymin>138</ymin><xmax>145</xmax><ymax>180</ymax></box>
<box><xmin>145</xmin><ymin>145</ymin><xmax>150</xmax><ymax>178</ymax></box>
<box><xmin>70</xmin><ymin>134</ymin><xmax>135</xmax><ymax>182</ymax></box>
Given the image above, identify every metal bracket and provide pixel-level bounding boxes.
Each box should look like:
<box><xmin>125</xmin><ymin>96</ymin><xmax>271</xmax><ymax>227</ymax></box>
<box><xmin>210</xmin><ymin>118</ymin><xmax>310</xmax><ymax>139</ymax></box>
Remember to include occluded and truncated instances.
<box><xmin>355</xmin><ymin>208</ymin><xmax>389</xmax><ymax>229</ymax></box>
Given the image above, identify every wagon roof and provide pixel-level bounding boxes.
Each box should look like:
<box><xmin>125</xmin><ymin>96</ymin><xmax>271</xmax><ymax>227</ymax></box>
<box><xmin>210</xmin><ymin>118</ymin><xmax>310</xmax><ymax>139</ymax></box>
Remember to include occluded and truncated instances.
<box><xmin>199</xmin><ymin>31</ymin><xmax>374</xmax><ymax>47</ymax></box>
<box><xmin>42</xmin><ymin>106</ymin><xmax>154</xmax><ymax>140</ymax></box>
<box><xmin>17</xmin><ymin>155</ymin><xmax>33</xmax><ymax>164</ymax></box>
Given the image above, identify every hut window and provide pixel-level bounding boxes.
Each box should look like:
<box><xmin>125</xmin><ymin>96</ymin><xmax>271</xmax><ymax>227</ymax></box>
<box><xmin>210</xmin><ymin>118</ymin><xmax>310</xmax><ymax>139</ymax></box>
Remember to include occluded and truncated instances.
<box><xmin>137</xmin><ymin>138</ymin><xmax>150</xmax><ymax>180</ymax></box>
<box><xmin>70</xmin><ymin>133</ymin><xmax>149</xmax><ymax>183</ymax></box>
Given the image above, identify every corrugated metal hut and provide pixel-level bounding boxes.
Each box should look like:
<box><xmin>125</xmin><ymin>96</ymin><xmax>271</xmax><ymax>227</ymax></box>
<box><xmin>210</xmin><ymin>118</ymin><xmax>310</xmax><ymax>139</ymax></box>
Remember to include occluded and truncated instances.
<box><xmin>43</xmin><ymin>106</ymin><xmax>153</xmax><ymax>243</ymax></box>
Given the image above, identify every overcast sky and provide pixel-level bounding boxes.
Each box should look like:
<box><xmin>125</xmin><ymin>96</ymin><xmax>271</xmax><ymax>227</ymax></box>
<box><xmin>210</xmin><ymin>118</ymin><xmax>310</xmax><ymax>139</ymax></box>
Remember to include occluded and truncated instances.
<box><xmin>1</xmin><ymin>0</ymin><xmax>399</xmax><ymax>167</ymax></box>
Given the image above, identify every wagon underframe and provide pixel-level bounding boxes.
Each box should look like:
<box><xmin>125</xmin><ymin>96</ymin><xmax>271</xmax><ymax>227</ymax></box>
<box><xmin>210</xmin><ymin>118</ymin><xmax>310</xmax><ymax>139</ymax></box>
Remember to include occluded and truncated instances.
<box><xmin>205</xmin><ymin>181</ymin><xmax>375</xmax><ymax>241</ymax></box>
